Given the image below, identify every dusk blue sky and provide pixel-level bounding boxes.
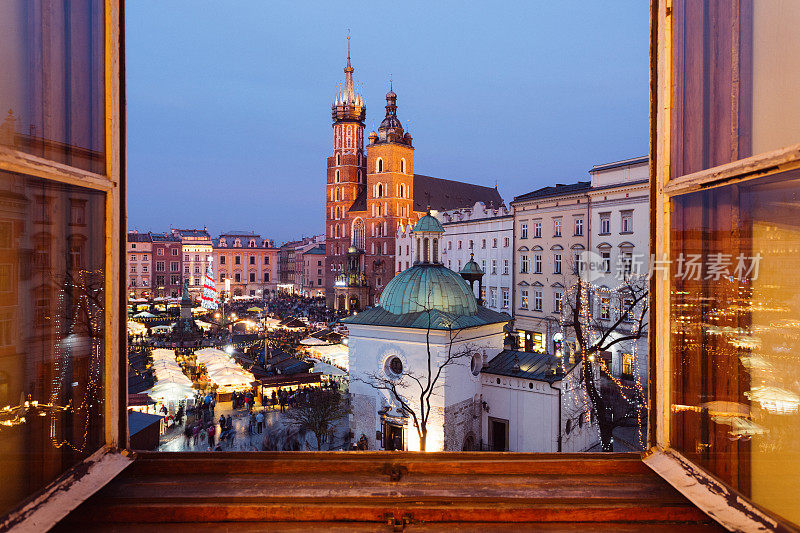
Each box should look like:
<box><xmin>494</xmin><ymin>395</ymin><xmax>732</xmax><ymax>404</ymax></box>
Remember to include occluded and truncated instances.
<box><xmin>126</xmin><ymin>1</ymin><xmax>649</xmax><ymax>243</ymax></box>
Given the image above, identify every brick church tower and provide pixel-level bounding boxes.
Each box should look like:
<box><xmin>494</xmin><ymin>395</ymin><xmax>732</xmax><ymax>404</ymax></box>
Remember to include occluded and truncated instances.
<box><xmin>362</xmin><ymin>84</ymin><xmax>415</xmax><ymax>301</ymax></box>
<box><xmin>325</xmin><ymin>37</ymin><xmax>366</xmax><ymax>306</ymax></box>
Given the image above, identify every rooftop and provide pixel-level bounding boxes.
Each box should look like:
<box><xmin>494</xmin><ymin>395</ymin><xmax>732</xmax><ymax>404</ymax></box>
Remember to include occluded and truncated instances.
<box><xmin>350</xmin><ymin>174</ymin><xmax>502</xmax><ymax>213</ymax></box>
<box><xmin>482</xmin><ymin>350</ymin><xmax>578</xmax><ymax>382</ymax></box>
<box><xmin>590</xmin><ymin>156</ymin><xmax>649</xmax><ymax>173</ymax></box>
<box><xmin>513</xmin><ymin>181</ymin><xmax>591</xmax><ymax>203</ymax></box>
<box><xmin>341</xmin><ymin>305</ymin><xmax>510</xmax><ymax>331</ymax></box>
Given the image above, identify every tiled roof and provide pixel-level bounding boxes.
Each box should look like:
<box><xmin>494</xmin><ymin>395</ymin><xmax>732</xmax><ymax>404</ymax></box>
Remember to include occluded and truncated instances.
<box><xmin>303</xmin><ymin>245</ymin><xmax>326</xmax><ymax>255</ymax></box>
<box><xmin>341</xmin><ymin>305</ymin><xmax>510</xmax><ymax>331</ymax></box>
<box><xmin>127</xmin><ymin>232</ymin><xmax>153</xmax><ymax>243</ymax></box>
<box><xmin>349</xmin><ymin>174</ymin><xmax>503</xmax><ymax>213</ymax></box>
<box><xmin>513</xmin><ymin>181</ymin><xmax>591</xmax><ymax>202</ymax></box>
<box><xmin>412</xmin><ymin>174</ymin><xmax>503</xmax><ymax>212</ymax></box>
<box><xmin>150</xmin><ymin>232</ymin><xmax>180</xmax><ymax>242</ymax></box>
<box><xmin>482</xmin><ymin>350</ymin><xmax>577</xmax><ymax>382</ymax></box>
<box><xmin>172</xmin><ymin>228</ymin><xmax>211</xmax><ymax>239</ymax></box>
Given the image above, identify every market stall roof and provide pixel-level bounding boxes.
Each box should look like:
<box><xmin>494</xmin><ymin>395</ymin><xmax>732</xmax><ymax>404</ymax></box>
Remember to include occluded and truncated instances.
<box><xmin>246</xmin><ymin>307</ymin><xmax>263</xmax><ymax>313</ymax></box>
<box><xmin>300</xmin><ymin>337</ymin><xmax>330</xmax><ymax>346</ymax></box>
<box><xmin>308</xmin><ymin>359</ymin><xmax>347</xmax><ymax>377</ymax></box>
<box><xmin>132</xmin><ymin>311</ymin><xmax>157</xmax><ymax>318</ymax></box>
<box><xmin>128</xmin><ymin>393</ymin><xmax>156</xmax><ymax>407</ymax></box>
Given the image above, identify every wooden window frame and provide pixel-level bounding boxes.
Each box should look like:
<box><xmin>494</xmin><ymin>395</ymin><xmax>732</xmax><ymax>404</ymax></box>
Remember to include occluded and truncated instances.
<box><xmin>0</xmin><ymin>1</ymin><xmax>131</xmax><ymax>530</ymax></box>
<box><xmin>647</xmin><ymin>2</ymin><xmax>797</xmax><ymax>531</ymax></box>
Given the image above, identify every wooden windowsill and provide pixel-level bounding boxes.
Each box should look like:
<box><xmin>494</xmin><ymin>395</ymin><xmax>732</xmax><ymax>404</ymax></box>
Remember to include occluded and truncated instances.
<box><xmin>1</xmin><ymin>447</ymin><xmax>133</xmax><ymax>532</ymax></box>
<box><xmin>55</xmin><ymin>451</ymin><xmax>723</xmax><ymax>530</ymax></box>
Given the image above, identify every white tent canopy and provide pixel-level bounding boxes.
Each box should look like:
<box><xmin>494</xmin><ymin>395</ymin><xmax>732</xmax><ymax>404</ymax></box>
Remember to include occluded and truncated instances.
<box><xmin>132</xmin><ymin>311</ymin><xmax>157</xmax><ymax>318</ymax></box>
<box><xmin>194</xmin><ymin>348</ymin><xmax>254</xmax><ymax>390</ymax></box>
<box><xmin>300</xmin><ymin>337</ymin><xmax>330</xmax><ymax>346</ymax></box>
<box><xmin>309</xmin><ymin>358</ymin><xmax>347</xmax><ymax>377</ymax></box>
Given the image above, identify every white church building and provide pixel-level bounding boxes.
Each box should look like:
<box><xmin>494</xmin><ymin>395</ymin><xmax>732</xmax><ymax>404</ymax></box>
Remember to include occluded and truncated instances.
<box><xmin>344</xmin><ymin>213</ymin><xmax>598</xmax><ymax>452</ymax></box>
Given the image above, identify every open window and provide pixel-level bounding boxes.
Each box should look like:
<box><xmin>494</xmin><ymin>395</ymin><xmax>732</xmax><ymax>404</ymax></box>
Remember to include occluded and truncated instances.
<box><xmin>0</xmin><ymin>0</ymin><xmax>127</xmax><ymax>528</ymax></box>
<box><xmin>649</xmin><ymin>1</ymin><xmax>800</xmax><ymax>529</ymax></box>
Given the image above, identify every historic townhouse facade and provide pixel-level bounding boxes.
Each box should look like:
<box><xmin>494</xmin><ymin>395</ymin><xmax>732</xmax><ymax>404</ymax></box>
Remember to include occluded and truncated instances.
<box><xmin>511</xmin><ymin>182</ymin><xmax>590</xmax><ymax>354</ymax></box>
<box><xmin>212</xmin><ymin>233</ymin><xmax>278</xmax><ymax>298</ymax></box>
<box><xmin>395</xmin><ymin>201</ymin><xmax>514</xmax><ymax>315</ymax></box>
<box><xmin>127</xmin><ymin>231</ymin><xmax>153</xmax><ymax>299</ymax></box>
<box><xmin>150</xmin><ymin>232</ymin><xmax>183</xmax><ymax>298</ymax></box>
<box><xmin>171</xmin><ymin>228</ymin><xmax>213</xmax><ymax>299</ymax></box>
<box><xmin>587</xmin><ymin>157</ymin><xmax>649</xmax><ymax>389</ymax></box>
<box><xmin>301</xmin><ymin>244</ymin><xmax>327</xmax><ymax>297</ymax></box>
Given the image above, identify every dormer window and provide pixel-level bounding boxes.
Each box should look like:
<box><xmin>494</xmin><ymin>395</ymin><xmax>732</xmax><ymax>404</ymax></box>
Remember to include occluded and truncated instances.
<box><xmin>249</xmin><ymin>240</ymin><xmax>256</xmax><ymax>248</ymax></box>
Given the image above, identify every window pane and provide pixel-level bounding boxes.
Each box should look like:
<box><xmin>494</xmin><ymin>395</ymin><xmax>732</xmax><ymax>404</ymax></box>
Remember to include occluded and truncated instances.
<box><xmin>0</xmin><ymin>1</ymin><xmax>105</xmax><ymax>173</ymax></box>
<box><xmin>671</xmin><ymin>170</ymin><xmax>800</xmax><ymax>525</ymax></box>
<box><xmin>672</xmin><ymin>1</ymin><xmax>800</xmax><ymax>180</ymax></box>
<box><xmin>0</xmin><ymin>170</ymin><xmax>105</xmax><ymax>516</ymax></box>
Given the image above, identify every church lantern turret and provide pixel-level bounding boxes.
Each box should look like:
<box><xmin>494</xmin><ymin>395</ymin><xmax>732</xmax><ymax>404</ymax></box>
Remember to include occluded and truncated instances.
<box><xmin>412</xmin><ymin>211</ymin><xmax>444</xmax><ymax>265</ymax></box>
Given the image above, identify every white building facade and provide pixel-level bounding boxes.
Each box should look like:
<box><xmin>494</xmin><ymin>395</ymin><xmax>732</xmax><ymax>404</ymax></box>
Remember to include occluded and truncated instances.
<box><xmin>587</xmin><ymin>156</ymin><xmax>649</xmax><ymax>394</ymax></box>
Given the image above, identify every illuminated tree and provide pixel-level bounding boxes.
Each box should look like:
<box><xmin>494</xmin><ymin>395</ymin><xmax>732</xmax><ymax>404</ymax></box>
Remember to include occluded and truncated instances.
<box><xmin>562</xmin><ymin>276</ymin><xmax>648</xmax><ymax>452</ymax></box>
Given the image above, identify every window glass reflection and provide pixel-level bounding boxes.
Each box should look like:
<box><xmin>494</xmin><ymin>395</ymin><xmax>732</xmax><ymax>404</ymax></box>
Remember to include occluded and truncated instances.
<box><xmin>0</xmin><ymin>170</ymin><xmax>105</xmax><ymax>516</ymax></box>
<box><xmin>0</xmin><ymin>1</ymin><xmax>105</xmax><ymax>174</ymax></box>
<box><xmin>671</xmin><ymin>170</ymin><xmax>800</xmax><ymax>525</ymax></box>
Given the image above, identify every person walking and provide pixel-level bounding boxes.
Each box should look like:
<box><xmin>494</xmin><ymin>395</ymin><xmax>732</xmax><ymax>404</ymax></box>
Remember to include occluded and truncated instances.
<box><xmin>192</xmin><ymin>423</ymin><xmax>200</xmax><ymax>447</ymax></box>
<box><xmin>183</xmin><ymin>422</ymin><xmax>193</xmax><ymax>449</ymax></box>
<box><xmin>207</xmin><ymin>424</ymin><xmax>215</xmax><ymax>449</ymax></box>
<box><xmin>256</xmin><ymin>411</ymin><xmax>264</xmax><ymax>433</ymax></box>
<box><xmin>226</xmin><ymin>414</ymin><xmax>233</xmax><ymax>432</ymax></box>
<box><xmin>219</xmin><ymin>414</ymin><xmax>226</xmax><ymax>430</ymax></box>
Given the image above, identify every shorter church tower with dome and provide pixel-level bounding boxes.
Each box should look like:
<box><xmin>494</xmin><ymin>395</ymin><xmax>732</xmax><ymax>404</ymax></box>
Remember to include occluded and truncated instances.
<box><xmin>343</xmin><ymin>213</ymin><xmax>512</xmax><ymax>451</ymax></box>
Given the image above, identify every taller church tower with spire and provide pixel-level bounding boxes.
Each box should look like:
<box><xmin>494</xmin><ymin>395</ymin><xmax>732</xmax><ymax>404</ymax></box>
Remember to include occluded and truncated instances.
<box><xmin>326</xmin><ymin>37</ymin><xmax>366</xmax><ymax>306</ymax></box>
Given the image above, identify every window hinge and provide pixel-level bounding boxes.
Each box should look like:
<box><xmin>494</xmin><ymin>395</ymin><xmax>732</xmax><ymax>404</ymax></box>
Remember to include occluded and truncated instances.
<box><xmin>385</xmin><ymin>514</ymin><xmax>412</xmax><ymax>531</ymax></box>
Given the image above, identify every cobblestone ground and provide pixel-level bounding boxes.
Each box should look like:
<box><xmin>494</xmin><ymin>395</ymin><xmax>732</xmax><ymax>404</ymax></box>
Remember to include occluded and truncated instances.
<box><xmin>158</xmin><ymin>401</ymin><xmax>351</xmax><ymax>452</ymax></box>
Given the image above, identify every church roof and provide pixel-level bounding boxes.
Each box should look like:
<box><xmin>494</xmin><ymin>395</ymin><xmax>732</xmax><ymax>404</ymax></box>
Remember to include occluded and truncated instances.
<box><xmin>482</xmin><ymin>350</ymin><xmax>577</xmax><ymax>382</ymax></box>
<box><xmin>379</xmin><ymin>264</ymin><xmax>478</xmax><ymax>316</ymax></box>
<box><xmin>413</xmin><ymin>213</ymin><xmax>444</xmax><ymax>233</ymax></box>
<box><xmin>459</xmin><ymin>254</ymin><xmax>484</xmax><ymax>275</ymax></box>
<box><xmin>340</xmin><ymin>305</ymin><xmax>510</xmax><ymax>331</ymax></box>
<box><xmin>348</xmin><ymin>174</ymin><xmax>502</xmax><ymax>213</ymax></box>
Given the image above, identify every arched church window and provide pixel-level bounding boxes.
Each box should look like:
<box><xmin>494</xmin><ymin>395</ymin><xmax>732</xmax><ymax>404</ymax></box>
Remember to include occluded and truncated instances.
<box><xmin>335</xmin><ymin>170</ymin><xmax>340</xmax><ymax>183</ymax></box>
<box><xmin>376</xmin><ymin>158</ymin><xmax>383</xmax><ymax>173</ymax></box>
<box><xmin>423</xmin><ymin>237</ymin><xmax>430</xmax><ymax>263</ymax></box>
<box><xmin>352</xmin><ymin>218</ymin><xmax>365</xmax><ymax>250</ymax></box>
<box><xmin>376</xmin><ymin>183</ymin><xmax>383</xmax><ymax>197</ymax></box>
<box><xmin>336</xmin><ymin>153</ymin><xmax>341</xmax><ymax>166</ymax></box>
<box><xmin>433</xmin><ymin>238</ymin><xmax>438</xmax><ymax>262</ymax></box>
<box><xmin>400</xmin><ymin>158</ymin><xmax>406</xmax><ymax>173</ymax></box>
<box><xmin>335</xmin><ymin>188</ymin><xmax>340</xmax><ymax>201</ymax></box>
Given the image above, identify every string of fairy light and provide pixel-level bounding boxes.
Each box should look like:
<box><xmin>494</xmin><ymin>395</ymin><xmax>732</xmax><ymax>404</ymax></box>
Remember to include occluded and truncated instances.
<box><xmin>558</xmin><ymin>277</ymin><xmax>649</xmax><ymax>449</ymax></box>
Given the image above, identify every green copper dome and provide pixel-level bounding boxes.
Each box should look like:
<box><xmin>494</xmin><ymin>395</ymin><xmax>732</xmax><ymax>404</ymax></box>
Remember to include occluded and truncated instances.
<box><xmin>459</xmin><ymin>253</ymin><xmax>484</xmax><ymax>276</ymax></box>
<box><xmin>413</xmin><ymin>214</ymin><xmax>444</xmax><ymax>233</ymax></box>
<box><xmin>379</xmin><ymin>264</ymin><xmax>478</xmax><ymax>316</ymax></box>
